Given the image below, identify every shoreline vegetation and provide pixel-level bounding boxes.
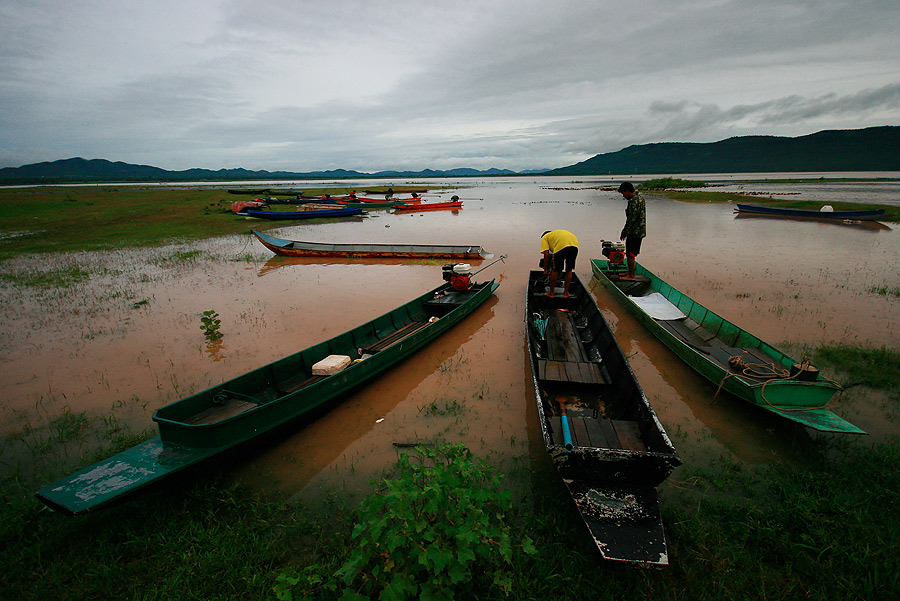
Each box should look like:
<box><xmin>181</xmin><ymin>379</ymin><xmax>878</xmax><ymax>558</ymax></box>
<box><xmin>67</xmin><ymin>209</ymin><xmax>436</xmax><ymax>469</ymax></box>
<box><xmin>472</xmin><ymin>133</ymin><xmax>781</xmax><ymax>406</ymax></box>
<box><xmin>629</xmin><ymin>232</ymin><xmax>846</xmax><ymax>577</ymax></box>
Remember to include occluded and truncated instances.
<box><xmin>2</xmin><ymin>181</ymin><xmax>898</xmax><ymax>599</ymax></box>
<box><xmin>2</xmin><ymin>348</ymin><xmax>898</xmax><ymax>600</ymax></box>
<box><xmin>0</xmin><ymin>179</ymin><xmax>897</xmax><ymax>260</ymax></box>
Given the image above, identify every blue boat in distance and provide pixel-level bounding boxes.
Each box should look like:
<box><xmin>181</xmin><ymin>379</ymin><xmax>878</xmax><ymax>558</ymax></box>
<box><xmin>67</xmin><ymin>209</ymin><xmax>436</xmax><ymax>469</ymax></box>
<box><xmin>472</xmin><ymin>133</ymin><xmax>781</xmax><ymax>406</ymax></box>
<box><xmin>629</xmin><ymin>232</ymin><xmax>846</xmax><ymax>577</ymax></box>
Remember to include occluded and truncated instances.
<box><xmin>735</xmin><ymin>204</ymin><xmax>885</xmax><ymax>221</ymax></box>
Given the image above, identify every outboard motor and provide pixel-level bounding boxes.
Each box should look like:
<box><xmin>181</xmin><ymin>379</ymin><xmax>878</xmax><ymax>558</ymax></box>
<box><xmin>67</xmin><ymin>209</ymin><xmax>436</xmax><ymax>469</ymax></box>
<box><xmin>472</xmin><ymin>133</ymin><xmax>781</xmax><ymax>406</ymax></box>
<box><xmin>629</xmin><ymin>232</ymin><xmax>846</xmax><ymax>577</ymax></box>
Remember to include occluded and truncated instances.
<box><xmin>601</xmin><ymin>240</ymin><xmax>627</xmax><ymax>273</ymax></box>
<box><xmin>442</xmin><ymin>263</ymin><xmax>472</xmax><ymax>291</ymax></box>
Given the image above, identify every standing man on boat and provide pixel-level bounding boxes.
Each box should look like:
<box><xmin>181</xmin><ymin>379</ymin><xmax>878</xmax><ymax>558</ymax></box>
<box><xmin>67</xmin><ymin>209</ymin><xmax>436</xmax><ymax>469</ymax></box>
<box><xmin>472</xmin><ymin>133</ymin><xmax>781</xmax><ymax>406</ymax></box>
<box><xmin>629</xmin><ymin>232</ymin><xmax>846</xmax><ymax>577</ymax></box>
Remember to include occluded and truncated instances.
<box><xmin>617</xmin><ymin>182</ymin><xmax>645</xmax><ymax>281</ymax></box>
<box><xmin>540</xmin><ymin>230</ymin><xmax>579</xmax><ymax>298</ymax></box>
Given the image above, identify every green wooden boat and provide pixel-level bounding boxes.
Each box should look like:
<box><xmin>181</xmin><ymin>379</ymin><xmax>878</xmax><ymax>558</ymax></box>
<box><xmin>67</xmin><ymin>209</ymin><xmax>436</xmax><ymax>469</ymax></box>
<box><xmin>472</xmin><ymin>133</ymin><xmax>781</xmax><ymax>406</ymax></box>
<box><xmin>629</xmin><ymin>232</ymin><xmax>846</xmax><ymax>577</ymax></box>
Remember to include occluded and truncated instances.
<box><xmin>36</xmin><ymin>277</ymin><xmax>499</xmax><ymax>514</ymax></box>
<box><xmin>591</xmin><ymin>259</ymin><xmax>864</xmax><ymax>435</ymax></box>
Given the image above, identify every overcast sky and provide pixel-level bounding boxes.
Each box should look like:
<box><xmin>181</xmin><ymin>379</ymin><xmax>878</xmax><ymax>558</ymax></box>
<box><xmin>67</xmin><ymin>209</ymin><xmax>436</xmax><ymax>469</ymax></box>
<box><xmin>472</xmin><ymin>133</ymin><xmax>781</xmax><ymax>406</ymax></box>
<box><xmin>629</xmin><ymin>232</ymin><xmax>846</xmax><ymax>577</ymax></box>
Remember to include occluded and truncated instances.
<box><xmin>1</xmin><ymin>0</ymin><xmax>898</xmax><ymax>172</ymax></box>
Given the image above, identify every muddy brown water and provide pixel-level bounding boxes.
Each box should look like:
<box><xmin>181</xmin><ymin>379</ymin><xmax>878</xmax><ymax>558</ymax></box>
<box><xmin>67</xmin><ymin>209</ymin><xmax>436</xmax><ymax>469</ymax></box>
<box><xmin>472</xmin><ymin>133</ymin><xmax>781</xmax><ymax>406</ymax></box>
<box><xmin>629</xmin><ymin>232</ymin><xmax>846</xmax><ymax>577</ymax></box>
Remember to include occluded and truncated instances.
<box><xmin>2</xmin><ymin>178</ymin><xmax>898</xmax><ymax>505</ymax></box>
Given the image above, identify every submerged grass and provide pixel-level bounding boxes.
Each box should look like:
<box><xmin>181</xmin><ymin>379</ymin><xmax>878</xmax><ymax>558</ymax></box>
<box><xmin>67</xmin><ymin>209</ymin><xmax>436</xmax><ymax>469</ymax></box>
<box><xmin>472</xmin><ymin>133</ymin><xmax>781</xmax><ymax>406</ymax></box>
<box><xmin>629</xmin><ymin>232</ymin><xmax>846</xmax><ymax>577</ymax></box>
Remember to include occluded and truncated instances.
<box><xmin>812</xmin><ymin>344</ymin><xmax>900</xmax><ymax>394</ymax></box>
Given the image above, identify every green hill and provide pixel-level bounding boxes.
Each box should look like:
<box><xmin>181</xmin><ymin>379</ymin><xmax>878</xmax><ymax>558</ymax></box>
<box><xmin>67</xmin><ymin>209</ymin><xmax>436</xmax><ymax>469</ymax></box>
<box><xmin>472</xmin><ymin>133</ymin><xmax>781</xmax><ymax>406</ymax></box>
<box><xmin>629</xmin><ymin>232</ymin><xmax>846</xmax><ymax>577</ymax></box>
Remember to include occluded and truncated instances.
<box><xmin>545</xmin><ymin>126</ymin><xmax>900</xmax><ymax>175</ymax></box>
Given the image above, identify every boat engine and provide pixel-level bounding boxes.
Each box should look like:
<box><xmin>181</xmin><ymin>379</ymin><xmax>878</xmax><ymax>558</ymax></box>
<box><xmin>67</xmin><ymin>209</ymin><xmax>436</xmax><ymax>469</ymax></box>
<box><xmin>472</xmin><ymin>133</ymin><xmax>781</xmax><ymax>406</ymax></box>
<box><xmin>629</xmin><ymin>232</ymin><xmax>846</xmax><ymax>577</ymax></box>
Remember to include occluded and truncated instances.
<box><xmin>601</xmin><ymin>240</ymin><xmax>627</xmax><ymax>273</ymax></box>
<box><xmin>442</xmin><ymin>263</ymin><xmax>472</xmax><ymax>291</ymax></box>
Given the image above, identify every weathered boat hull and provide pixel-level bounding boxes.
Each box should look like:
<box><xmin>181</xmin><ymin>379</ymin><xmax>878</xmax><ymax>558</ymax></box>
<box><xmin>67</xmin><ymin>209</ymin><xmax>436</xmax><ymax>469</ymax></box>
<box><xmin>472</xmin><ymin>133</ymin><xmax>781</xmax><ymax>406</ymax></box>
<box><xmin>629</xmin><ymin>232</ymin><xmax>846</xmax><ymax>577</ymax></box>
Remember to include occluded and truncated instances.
<box><xmin>394</xmin><ymin>201</ymin><xmax>462</xmax><ymax>212</ymax></box>
<box><xmin>526</xmin><ymin>270</ymin><xmax>680</xmax><ymax>564</ymax></box>
<box><xmin>238</xmin><ymin>204</ymin><xmax>364</xmax><ymax>219</ymax></box>
<box><xmin>36</xmin><ymin>279</ymin><xmax>499</xmax><ymax>514</ymax></box>
<box><xmin>735</xmin><ymin>203</ymin><xmax>885</xmax><ymax>221</ymax></box>
<box><xmin>591</xmin><ymin>259</ymin><xmax>864</xmax><ymax>434</ymax></box>
<box><xmin>251</xmin><ymin>230</ymin><xmax>493</xmax><ymax>260</ymax></box>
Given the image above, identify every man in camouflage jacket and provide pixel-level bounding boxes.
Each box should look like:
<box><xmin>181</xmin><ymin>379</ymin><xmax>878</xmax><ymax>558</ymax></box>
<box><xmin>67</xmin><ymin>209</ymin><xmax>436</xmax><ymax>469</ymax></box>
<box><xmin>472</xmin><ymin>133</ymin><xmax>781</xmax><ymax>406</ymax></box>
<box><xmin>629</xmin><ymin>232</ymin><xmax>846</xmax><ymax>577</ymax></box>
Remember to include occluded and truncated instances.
<box><xmin>617</xmin><ymin>182</ymin><xmax>645</xmax><ymax>281</ymax></box>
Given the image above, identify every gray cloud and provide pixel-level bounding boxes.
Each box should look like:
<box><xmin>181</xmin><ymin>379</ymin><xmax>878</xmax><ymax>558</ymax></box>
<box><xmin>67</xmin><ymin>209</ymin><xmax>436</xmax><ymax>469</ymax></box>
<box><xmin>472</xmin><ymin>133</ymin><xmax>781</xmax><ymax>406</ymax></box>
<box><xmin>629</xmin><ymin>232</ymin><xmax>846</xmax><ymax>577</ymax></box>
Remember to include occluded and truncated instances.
<box><xmin>1</xmin><ymin>0</ymin><xmax>899</xmax><ymax>171</ymax></box>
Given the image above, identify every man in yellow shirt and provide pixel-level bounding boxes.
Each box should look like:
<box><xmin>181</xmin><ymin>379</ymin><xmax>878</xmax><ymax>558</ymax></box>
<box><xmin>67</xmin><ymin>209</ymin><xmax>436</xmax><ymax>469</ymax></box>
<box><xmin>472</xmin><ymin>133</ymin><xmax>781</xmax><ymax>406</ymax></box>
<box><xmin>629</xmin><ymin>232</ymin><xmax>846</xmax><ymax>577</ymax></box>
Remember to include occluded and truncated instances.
<box><xmin>540</xmin><ymin>230</ymin><xmax>579</xmax><ymax>298</ymax></box>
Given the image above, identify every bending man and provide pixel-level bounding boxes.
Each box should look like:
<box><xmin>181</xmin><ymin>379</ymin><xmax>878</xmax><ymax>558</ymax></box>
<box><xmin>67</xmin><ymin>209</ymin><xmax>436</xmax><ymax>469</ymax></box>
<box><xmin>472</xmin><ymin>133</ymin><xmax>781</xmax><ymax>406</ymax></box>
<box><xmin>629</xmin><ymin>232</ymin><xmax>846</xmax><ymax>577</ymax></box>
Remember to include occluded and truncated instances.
<box><xmin>540</xmin><ymin>230</ymin><xmax>579</xmax><ymax>299</ymax></box>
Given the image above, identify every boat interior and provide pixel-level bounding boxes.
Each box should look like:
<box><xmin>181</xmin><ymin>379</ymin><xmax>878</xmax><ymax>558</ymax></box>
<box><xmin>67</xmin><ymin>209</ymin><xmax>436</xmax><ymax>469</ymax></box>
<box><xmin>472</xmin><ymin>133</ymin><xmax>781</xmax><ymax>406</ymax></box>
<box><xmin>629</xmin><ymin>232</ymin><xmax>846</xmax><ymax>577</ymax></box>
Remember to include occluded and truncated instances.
<box><xmin>527</xmin><ymin>272</ymin><xmax>670</xmax><ymax>454</ymax></box>
<box><xmin>154</xmin><ymin>286</ymin><xmax>487</xmax><ymax>431</ymax></box>
<box><xmin>603</xmin><ymin>270</ymin><xmax>798</xmax><ymax>383</ymax></box>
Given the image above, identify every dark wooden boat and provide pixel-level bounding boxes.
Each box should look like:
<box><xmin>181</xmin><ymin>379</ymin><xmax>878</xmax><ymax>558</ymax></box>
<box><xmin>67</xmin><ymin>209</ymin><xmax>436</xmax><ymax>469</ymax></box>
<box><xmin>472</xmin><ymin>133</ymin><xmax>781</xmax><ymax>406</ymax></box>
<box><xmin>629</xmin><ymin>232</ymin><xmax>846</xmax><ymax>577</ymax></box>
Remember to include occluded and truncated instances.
<box><xmin>236</xmin><ymin>203</ymin><xmax>364</xmax><ymax>220</ymax></box>
<box><xmin>591</xmin><ymin>259</ymin><xmax>864</xmax><ymax>434</ymax></box>
<box><xmin>395</xmin><ymin>200</ymin><xmax>462</xmax><ymax>212</ymax></box>
<box><xmin>526</xmin><ymin>270</ymin><xmax>681</xmax><ymax>565</ymax></box>
<box><xmin>36</xmin><ymin>276</ymin><xmax>499</xmax><ymax>515</ymax></box>
<box><xmin>735</xmin><ymin>203</ymin><xmax>885</xmax><ymax>221</ymax></box>
<box><xmin>252</xmin><ymin>230</ymin><xmax>493</xmax><ymax>260</ymax></box>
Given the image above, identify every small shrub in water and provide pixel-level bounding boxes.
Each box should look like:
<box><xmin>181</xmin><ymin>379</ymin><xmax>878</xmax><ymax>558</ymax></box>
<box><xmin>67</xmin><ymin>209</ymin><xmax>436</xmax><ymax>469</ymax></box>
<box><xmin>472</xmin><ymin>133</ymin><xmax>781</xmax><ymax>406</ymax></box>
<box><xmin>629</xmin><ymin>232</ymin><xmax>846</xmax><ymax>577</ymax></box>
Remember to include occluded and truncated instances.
<box><xmin>200</xmin><ymin>310</ymin><xmax>222</xmax><ymax>340</ymax></box>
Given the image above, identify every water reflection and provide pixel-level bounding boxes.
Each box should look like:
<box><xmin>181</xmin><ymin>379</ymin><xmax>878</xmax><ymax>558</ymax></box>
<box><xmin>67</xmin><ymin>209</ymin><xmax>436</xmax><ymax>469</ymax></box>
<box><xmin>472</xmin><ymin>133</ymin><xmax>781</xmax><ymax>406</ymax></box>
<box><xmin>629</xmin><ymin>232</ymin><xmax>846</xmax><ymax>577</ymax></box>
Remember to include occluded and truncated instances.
<box><xmin>4</xmin><ymin>176</ymin><xmax>898</xmax><ymax>500</ymax></box>
<box><xmin>232</xmin><ymin>297</ymin><xmax>499</xmax><ymax>501</ymax></box>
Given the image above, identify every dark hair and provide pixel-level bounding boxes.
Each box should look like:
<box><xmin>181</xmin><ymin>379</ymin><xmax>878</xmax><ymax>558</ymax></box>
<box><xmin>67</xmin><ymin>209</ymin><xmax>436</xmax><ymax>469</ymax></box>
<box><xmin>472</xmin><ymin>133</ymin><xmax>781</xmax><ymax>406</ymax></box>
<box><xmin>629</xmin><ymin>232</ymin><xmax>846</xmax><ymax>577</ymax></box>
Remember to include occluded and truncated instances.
<box><xmin>541</xmin><ymin>231</ymin><xmax>551</xmax><ymax>238</ymax></box>
<box><xmin>617</xmin><ymin>182</ymin><xmax>635</xmax><ymax>193</ymax></box>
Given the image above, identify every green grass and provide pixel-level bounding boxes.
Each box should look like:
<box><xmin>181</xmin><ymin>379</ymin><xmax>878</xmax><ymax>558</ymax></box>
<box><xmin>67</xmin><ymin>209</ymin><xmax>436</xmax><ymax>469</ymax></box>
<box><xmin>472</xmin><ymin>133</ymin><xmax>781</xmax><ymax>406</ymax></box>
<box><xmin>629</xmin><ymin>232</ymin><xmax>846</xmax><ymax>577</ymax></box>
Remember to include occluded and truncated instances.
<box><xmin>4</xmin><ymin>436</ymin><xmax>897</xmax><ymax>601</ymax></box>
<box><xmin>813</xmin><ymin>344</ymin><xmax>900</xmax><ymax>393</ymax></box>
<box><xmin>868</xmin><ymin>285</ymin><xmax>900</xmax><ymax>298</ymax></box>
<box><xmin>4</xmin><ymin>347</ymin><xmax>900</xmax><ymax>599</ymax></box>
<box><xmin>639</xmin><ymin>177</ymin><xmax>707</xmax><ymax>189</ymax></box>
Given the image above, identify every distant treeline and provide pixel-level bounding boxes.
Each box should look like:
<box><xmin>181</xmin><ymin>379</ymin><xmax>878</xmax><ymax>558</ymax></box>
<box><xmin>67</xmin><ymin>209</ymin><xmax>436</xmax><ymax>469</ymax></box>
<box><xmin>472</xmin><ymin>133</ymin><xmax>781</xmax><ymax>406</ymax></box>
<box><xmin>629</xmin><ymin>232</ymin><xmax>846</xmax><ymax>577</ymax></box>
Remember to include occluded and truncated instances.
<box><xmin>2</xmin><ymin>126</ymin><xmax>898</xmax><ymax>184</ymax></box>
<box><xmin>0</xmin><ymin>160</ymin><xmax>527</xmax><ymax>185</ymax></box>
<box><xmin>545</xmin><ymin>126</ymin><xmax>900</xmax><ymax>175</ymax></box>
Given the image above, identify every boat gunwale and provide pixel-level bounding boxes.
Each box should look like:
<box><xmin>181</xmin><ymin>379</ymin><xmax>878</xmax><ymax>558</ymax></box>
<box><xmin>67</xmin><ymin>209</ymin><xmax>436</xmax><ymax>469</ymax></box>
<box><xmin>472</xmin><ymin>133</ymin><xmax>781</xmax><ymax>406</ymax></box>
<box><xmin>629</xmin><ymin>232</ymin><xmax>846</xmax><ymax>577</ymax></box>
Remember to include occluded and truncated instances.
<box><xmin>590</xmin><ymin>259</ymin><xmax>864</xmax><ymax>434</ymax></box>
<box><xmin>251</xmin><ymin>230</ymin><xmax>492</xmax><ymax>259</ymax></box>
<box><xmin>524</xmin><ymin>270</ymin><xmax>680</xmax><ymax>472</ymax></box>
<box><xmin>152</xmin><ymin>280</ymin><xmax>498</xmax><ymax>439</ymax></box>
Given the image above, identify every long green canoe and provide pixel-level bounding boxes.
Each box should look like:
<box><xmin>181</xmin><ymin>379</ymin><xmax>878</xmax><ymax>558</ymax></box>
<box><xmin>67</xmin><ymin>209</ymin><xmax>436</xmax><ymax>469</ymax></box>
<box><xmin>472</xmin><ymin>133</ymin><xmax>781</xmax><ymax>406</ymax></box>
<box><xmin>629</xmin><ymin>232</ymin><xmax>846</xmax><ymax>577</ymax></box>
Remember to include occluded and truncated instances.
<box><xmin>36</xmin><ymin>277</ymin><xmax>498</xmax><ymax>514</ymax></box>
<box><xmin>591</xmin><ymin>259</ymin><xmax>864</xmax><ymax>435</ymax></box>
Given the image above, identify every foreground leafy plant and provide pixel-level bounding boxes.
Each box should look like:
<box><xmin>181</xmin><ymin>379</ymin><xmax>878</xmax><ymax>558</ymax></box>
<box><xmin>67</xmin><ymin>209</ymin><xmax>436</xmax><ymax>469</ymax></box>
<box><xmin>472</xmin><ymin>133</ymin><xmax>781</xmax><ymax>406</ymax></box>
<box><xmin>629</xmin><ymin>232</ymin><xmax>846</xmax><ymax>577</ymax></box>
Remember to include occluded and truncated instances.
<box><xmin>275</xmin><ymin>443</ymin><xmax>535</xmax><ymax>601</ymax></box>
<box><xmin>200</xmin><ymin>309</ymin><xmax>222</xmax><ymax>340</ymax></box>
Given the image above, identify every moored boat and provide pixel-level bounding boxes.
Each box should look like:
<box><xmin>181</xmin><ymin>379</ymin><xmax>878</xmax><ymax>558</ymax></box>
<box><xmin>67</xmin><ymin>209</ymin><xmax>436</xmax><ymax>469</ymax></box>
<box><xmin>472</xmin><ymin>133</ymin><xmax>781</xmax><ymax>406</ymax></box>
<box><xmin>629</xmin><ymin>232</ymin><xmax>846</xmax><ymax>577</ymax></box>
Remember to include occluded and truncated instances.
<box><xmin>334</xmin><ymin>199</ymin><xmax>404</xmax><ymax>209</ymax></box>
<box><xmin>252</xmin><ymin>230</ymin><xmax>494</xmax><ymax>259</ymax></box>
<box><xmin>735</xmin><ymin>203</ymin><xmax>885</xmax><ymax>221</ymax></box>
<box><xmin>591</xmin><ymin>258</ymin><xmax>865</xmax><ymax>434</ymax></box>
<box><xmin>394</xmin><ymin>200</ymin><xmax>462</xmax><ymax>212</ymax></box>
<box><xmin>526</xmin><ymin>270</ymin><xmax>681</xmax><ymax>565</ymax></box>
<box><xmin>36</xmin><ymin>274</ymin><xmax>499</xmax><ymax>514</ymax></box>
<box><xmin>236</xmin><ymin>203</ymin><xmax>364</xmax><ymax>220</ymax></box>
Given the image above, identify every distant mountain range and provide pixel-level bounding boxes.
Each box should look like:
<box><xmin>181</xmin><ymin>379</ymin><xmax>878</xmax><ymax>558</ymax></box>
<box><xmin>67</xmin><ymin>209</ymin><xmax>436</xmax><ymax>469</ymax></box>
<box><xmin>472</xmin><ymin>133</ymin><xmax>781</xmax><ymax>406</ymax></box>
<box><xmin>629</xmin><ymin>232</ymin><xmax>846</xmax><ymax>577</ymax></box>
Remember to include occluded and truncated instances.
<box><xmin>545</xmin><ymin>126</ymin><xmax>900</xmax><ymax>175</ymax></box>
<box><xmin>1</xmin><ymin>126</ymin><xmax>897</xmax><ymax>184</ymax></box>
<box><xmin>0</xmin><ymin>159</ymin><xmax>534</xmax><ymax>185</ymax></box>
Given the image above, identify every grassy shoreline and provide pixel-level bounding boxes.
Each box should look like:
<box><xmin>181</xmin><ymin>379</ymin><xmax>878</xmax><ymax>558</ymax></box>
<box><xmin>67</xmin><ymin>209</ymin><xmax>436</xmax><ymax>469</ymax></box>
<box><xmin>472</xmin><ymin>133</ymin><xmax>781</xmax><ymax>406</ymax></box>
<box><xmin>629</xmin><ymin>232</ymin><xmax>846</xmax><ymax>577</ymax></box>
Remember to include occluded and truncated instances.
<box><xmin>2</xmin><ymin>344</ymin><xmax>897</xmax><ymax>600</ymax></box>
<box><xmin>2</xmin><ymin>183</ymin><xmax>897</xmax><ymax>262</ymax></box>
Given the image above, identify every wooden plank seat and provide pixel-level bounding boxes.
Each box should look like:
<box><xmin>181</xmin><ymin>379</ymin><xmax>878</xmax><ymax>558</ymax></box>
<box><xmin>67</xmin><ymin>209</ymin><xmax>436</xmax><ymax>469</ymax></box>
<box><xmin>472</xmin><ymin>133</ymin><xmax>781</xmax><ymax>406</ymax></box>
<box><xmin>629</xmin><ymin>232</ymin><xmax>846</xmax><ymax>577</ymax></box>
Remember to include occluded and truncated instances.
<box><xmin>184</xmin><ymin>397</ymin><xmax>257</xmax><ymax>425</ymax></box>
<box><xmin>276</xmin><ymin>374</ymin><xmax>328</xmax><ymax>395</ymax></box>
<box><xmin>359</xmin><ymin>320</ymin><xmax>431</xmax><ymax>355</ymax></box>
<box><xmin>702</xmin><ymin>345</ymin><xmax>790</xmax><ymax>383</ymax></box>
<box><xmin>545</xmin><ymin>310</ymin><xmax>588</xmax><ymax>362</ymax></box>
<box><xmin>656</xmin><ymin>318</ymin><xmax>712</xmax><ymax>350</ymax></box>
<box><xmin>538</xmin><ymin>359</ymin><xmax>606</xmax><ymax>385</ymax></box>
<box><xmin>547</xmin><ymin>416</ymin><xmax>646</xmax><ymax>451</ymax></box>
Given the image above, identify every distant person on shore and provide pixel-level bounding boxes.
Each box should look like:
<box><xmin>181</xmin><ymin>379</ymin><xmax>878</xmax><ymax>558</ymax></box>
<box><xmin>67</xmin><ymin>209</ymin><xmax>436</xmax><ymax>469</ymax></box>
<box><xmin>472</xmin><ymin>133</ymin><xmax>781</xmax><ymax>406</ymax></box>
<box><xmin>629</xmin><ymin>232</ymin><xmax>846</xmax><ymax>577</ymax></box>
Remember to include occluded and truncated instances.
<box><xmin>540</xmin><ymin>230</ymin><xmax>579</xmax><ymax>299</ymax></box>
<box><xmin>617</xmin><ymin>182</ymin><xmax>645</xmax><ymax>281</ymax></box>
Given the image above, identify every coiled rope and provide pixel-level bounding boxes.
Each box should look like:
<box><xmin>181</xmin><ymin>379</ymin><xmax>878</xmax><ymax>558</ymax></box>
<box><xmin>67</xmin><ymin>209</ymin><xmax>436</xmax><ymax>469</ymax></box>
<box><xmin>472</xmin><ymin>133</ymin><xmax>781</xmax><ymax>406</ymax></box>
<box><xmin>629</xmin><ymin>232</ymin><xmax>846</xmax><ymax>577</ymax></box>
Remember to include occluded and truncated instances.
<box><xmin>714</xmin><ymin>351</ymin><xmax>843</xmax><ymax>411</ymax></box>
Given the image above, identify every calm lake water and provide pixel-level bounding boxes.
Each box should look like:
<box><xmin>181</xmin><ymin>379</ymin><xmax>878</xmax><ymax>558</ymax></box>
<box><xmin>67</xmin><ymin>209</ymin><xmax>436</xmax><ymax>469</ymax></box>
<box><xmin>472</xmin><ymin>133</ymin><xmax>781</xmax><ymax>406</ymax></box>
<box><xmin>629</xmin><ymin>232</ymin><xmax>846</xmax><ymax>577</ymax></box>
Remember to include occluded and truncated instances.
<box><xmin>2</xmin><ymin>175</ymin><xmax>898</xmax><ymax>504</ymax></box>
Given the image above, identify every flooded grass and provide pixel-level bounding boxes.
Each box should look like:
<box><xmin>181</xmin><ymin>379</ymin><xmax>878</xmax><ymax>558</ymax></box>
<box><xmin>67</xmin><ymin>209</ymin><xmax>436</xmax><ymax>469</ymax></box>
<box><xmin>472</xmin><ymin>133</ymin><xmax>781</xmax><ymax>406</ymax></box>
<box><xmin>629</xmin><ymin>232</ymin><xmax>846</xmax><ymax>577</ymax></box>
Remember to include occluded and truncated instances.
<box><xmin>1</xmin><ymin>179</ymin><xmax>898</xmax><ymax>599</ymax></box>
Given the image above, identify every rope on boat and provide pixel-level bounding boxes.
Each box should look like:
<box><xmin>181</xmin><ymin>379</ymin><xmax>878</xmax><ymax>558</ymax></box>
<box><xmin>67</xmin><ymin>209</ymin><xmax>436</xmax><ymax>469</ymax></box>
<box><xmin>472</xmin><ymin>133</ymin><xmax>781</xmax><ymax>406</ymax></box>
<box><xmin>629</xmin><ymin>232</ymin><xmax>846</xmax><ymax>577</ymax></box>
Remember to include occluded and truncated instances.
<box><xmin>532</xmin><ymin>313</ymin><xmax>548</xmax><ymax>339</ymax></box>
<box><xmin>713</xmin><ymin>352</ymin><xmax>844</xmax><ymax>411</ymax></box>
